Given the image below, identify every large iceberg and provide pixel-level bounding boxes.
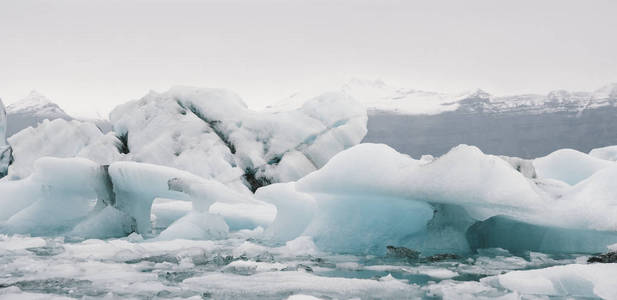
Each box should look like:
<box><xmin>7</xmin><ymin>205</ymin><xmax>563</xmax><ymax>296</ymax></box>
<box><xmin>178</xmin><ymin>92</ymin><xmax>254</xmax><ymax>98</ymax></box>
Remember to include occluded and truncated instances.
<box><xmin>0</xmin><ymin>86</ymin><xmax>365</xmax><ymax>239</ymax></box>
<box><xmin>258</xmin><ymin>143</ymin><xmax>617</xmax><ymax>255</ymax></box>
<box><xmin>110</xmin><ymin>87</ymin><xmax>367</xmax><ymax>193</ymax></box>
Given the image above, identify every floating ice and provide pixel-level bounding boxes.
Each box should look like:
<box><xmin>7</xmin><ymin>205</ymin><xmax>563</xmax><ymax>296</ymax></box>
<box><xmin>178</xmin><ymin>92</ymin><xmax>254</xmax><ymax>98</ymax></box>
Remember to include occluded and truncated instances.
<box><xmin>70</xmin><ymin>206</ymin><xmax>136</xmax><ymax>239</ymax></box>
<box><xmin>0</xmin><ymin>157</ymin><xmax>111</xmax><ymax>235</ymax></box>
<box><xmin>109</xmin><ymin>161</ymin><xmax>273</xmax><ymax>233</ymax></box>
<box><xmin>533</xmin><ymin>148</ymin><xmax>615</xmax><ymax>185</ymax></box>
<box><xmin>259</xmin><ymin>143</ymin><xmax>617</xmax><ymax>255</ymax></box>
<box><xmin>0</xmin><ymin>98</ymin><xmax>12</xmax><ymax>178</ymax></box>
<box><xmin>110</xmin><ymin>87</ymin><xmax>367</xmax><ymax>193</ymax></box>
<box><xmin>7</xmin><ymin>119</ymin><xmax>122</xmax><ymax>179</ymax></box>
<box><xmin>157</xmin><ymin>211</ymin><xmax>229</xmax><ymax>241</ymax></box>
<box><xmin>482</xmin><ymin>263</ymin><xmax>617</xmax><ymax>299</ymax></box>
<box><xmin>590</xmin><ymin>144</ymin><xmax>617</xmax><ymax>161</ymax></box>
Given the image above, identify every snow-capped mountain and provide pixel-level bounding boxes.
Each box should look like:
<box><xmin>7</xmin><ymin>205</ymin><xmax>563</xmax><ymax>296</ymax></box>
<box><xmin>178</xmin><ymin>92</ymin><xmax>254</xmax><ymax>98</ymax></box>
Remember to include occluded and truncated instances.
<box><xmin>271</xmin><ymin>79</ymin><xmax>617</xmax><ymax>116</ymax></box>
<box><xmin>4</xmin><ymin>91</ymin><xmax>73</xmax><ymax>137</ymax></box>
<box><xmin>454</xmin><ymin>83</ymin><xmax>617</xmax><ymax>115</ymax></box>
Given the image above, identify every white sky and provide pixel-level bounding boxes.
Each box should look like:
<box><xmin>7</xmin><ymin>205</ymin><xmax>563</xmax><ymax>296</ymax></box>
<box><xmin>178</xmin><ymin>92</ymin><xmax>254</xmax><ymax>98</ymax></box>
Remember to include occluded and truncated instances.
<box><xmin>1</xmin><ymin>0</ymin><xmax>616</xmax><ymax>118</ymax></box>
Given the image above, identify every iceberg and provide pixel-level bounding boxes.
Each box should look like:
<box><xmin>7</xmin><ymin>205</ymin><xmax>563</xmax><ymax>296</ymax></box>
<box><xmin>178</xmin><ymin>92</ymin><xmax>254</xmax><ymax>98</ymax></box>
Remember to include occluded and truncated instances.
<box><xmin>110</xmin><ymin>87</ymin><xmax>367</xmax><ymax>193</ymax></box>
<box><xmin>258</xmin><ymin>143</ymin><xmax>617</xmax><ymax>255</ymax></box>
<box><xmin>157</xmin><ymin>211</ymin><xmax>229</xmax><ymax>241</ymax></box>
<box><xmin>7</xmin><ymin>119</ymin><xmax>123</xmax><ymax>179</ymax></box>
<box><xmin>0</xmin><ymin>156</ymin><xmax>272</xmax><ymax>237</ymax></box>
<box><xmin>0</xmin><ymin>157</ymin><xmax>113</xmax><ymax>235</ymax></box>
<box><xmin>482</xmin><ymin>263</ymin><xmax>617</xmax><ymax>299</ymax></box>
<box><xmin>0</xmin><ymin>98</ymin><xmax>12</xmax><ymax>178</ymax></box>
<box><xmin>589</xmin><ymin>144</ymin><xmax>617</xmax><ymax>161</ymax></box>
<box><xmin>533</xmin><ymin>148</ymin><xmax>615</xmax><ymax>185</ymax></box>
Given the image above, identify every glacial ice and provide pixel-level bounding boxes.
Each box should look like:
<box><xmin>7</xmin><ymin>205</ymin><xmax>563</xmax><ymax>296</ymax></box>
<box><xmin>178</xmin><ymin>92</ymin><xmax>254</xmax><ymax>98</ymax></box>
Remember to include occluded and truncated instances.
<box><xmin>110</xmin><ymin>87</ymin><xmax>367</xmax><ymax>193</ymax></box>
<box><xmin>590</xmin><ymin>144</ymin><xmax>617</xmax><ymax>161</ymax></box>
<box><xmin>259</xmin><ymin>143</ymin><xmax>617</xmax><ymax>255</ymax></box>
<box><xmin>0</xmin><ymin>157</ymin><xmax>111</xmax><ymax>235</ymax></box>
<box><xmin>0</xmin><ymin>156</ymin><xmax>272</xmax><ymax>238</ymax></box>
<box><xmin>482</xmin><ymin>263</ymin><xmax>617</xmax><ymax>299</ymax></box>
<box><xmin>157</xmin><ymin>211</ymin><xmax>229</xmax><ymax>241</ymax></box>
<box><xmin>109</xmin><ymin>161</ymin><xmax>273</xmax><ymax>234</ymax></box>
<box><xmin>0</xmin><ymin>98</ymin><xmax>12</xmax><ymax>178</ymax></box>
<box><xmin>533</xmin><ymin>148</ymin><xmax>615</xmax><ymax>185</ymax></box>
<box><xmin>7</xmin><ymin>119</ymin><xmax>122</xmax><ymax>179</ymax></box>
<box><xmin>69</xmin><ymin>206</ymin><xmax>137</xmax><ymax>239</ymax></box>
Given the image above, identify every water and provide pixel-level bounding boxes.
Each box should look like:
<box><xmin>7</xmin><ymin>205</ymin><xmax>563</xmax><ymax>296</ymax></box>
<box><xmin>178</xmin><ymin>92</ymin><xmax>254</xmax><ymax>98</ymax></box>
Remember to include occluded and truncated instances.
<box><xmin>0</xmin><ymin>234</ymin><xmax>585</xmax><ymax>299</ymax></box>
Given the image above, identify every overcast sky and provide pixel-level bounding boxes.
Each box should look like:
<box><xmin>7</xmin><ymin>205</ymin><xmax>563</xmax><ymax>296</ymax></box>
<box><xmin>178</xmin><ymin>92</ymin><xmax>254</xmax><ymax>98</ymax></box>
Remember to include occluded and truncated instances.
<box><xmin>1</xmin><ymin>0</ymin><xmax>616</xmax><ymax>117</ymax></box>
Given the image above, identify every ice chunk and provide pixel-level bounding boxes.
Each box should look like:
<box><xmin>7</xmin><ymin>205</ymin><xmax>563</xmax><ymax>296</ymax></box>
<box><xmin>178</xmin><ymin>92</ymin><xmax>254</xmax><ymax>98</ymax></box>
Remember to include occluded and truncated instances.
<box><xmin>533</xmin><ymin>148</ymin><xmax>615</xmax><ymax>185</ymax></box>
<box><xmin>301</xmin><ymin>195</ymin><xmax>433</xmax><ymax>254</ymax></box>
<box><xmin>182</xmin><ymin>270</ymin><xmax>419</xmax><ymax>299</ymax></box>
<box><xmin>296</xmin><ymin>144</ymin><xmax>546</xmax><ymax>222</ymax></box>
<box><xmin>258</xmin><ymin>185</ymin><xmax>433</xmax><ymax>254</ymax></box>
<box><xmin>589</xmin><ymin>145</ymin><xmax>617</xmax><ymax>161</ymax></box>
<box><xmin>157</xmin><ymin>211</ymin><xmax>229</xmax><ymax>241</ymax></box>
<box><xmin>208</xmin><ymin>202</ymin><xmax>275</xmax><ymax>231</ymax></box>
<box><xmin>1</xmin><ymin>157</ymin><xmax>112</xmax><ymax>235</ymax></box>
<box><xmin>260</xmin><ymin>143</ymin><xmax>617</xmax><ymax>254</ymax></box>
<box><xmin>110</xmin><ymin>87</ymin><xmax>367</xmax><ymax>192</ymax></box>
<box><xmin>108</xmin><ymin>161</ymin><xmax>194</xmax><ymax>233</ymax></box>
<box><xmin>109</xmin><ymin>161</ymin><xmax>273</xmax><ymax>233</ymax></box>
<box><xmin>151</xmin><ymin>198</ymin><xmax>192</xmax><ymax>229</ymax></box>
<box><xmin>482</xmin><ymin>264</ymin><xmax>617</xmax><ymax>299</ymax></box>
<box><xmin>555</xmin><ymin>165</ymin><xmax>617</xmax><ymax>231</ymax></box>
<box><xmin>256</xmin><ymin>182</ymin><xmax>317</xmax><ymax>243</ymax></box>
<box><xmin>70</xmin><ymin>206</ymin><xmax>136</xmax><ymax>239</ymax></box>
<box><xmin>7</xmin><ymin>119</ymin><xmax>122</xmax><ymax>179</ymax></box>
